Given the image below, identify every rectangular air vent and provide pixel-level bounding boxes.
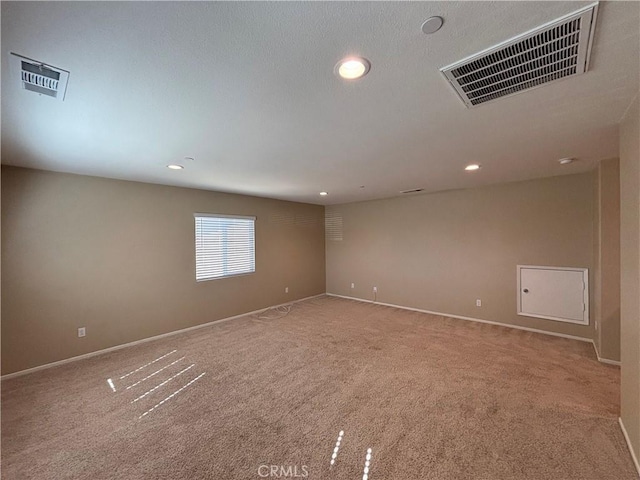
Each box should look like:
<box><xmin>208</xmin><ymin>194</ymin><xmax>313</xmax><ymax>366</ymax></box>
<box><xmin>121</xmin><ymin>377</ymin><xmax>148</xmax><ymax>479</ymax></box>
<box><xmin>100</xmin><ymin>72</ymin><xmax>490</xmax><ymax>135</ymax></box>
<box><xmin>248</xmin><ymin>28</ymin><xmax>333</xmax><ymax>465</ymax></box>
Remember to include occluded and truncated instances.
<box><xmin>440</xmin><ymin>2</ymin><xmax>598</xmax><ymax>108</ymax></box>
<box><xmin>10</xmin><ymin>53</ymin><xmax>70</xmax><ymax>101</ymax></box>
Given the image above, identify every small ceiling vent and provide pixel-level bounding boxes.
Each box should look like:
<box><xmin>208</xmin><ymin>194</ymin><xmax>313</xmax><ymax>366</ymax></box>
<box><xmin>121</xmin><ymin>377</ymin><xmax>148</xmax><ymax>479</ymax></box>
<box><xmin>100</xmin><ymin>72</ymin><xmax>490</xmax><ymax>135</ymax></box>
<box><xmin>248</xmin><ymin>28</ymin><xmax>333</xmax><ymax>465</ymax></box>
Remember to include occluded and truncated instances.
<box><xmin>10</xmin><ymin>53</ymin><xmax>70</xmax><ymax>101</ymax></box>
<box><xmin>440</xmin><ymin>2</ymin><xmax>598</xmax><ymax>108</ymax></box>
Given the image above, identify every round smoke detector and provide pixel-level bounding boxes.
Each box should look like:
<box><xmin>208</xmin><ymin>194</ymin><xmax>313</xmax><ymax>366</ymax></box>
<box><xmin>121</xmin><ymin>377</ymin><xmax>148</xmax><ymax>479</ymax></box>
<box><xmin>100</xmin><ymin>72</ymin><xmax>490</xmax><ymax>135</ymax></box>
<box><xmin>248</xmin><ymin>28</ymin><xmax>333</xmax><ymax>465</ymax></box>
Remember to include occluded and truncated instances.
<box><xmin>422</xmin><ymin>16</ymin><xmax>444</xmax><ymax>35</ymax></box>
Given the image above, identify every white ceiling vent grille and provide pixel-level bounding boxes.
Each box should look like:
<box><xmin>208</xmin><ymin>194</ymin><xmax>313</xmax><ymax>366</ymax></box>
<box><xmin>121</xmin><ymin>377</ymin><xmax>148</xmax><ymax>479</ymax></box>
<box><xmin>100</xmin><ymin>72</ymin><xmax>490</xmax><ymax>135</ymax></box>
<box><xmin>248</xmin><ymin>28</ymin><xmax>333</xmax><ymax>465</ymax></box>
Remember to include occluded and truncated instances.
<box><xmin>440</xmin><ymin>3</ymin><xmax>598</xmax><ymax>108</ymax></box>
<box><xmin>9</xmin><ymin>53</ymin><xmax>70</xmax><ymax>101</ymax></box>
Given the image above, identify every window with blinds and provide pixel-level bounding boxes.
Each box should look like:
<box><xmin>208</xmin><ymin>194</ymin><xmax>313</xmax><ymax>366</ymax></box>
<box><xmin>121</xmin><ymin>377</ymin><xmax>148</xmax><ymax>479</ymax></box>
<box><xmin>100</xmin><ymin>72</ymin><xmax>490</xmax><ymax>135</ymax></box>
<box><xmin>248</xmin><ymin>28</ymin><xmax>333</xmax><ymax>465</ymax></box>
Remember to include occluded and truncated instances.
<box><xmin>194</xmin><ymin>214</ymin><xmax>256</xmax><ymax>281</ymax></box>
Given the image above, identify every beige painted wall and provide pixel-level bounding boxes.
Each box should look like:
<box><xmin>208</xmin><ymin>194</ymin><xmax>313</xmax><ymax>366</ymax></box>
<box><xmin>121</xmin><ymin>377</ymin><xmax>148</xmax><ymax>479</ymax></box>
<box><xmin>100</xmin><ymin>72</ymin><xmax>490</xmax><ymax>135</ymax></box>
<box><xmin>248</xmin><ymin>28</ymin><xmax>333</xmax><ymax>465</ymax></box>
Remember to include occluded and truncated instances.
<box><xmin>593</xmin><ymin>158</ymin><xmax>621</xmax><ymax>362</ymax></box>
<box><xmin>326</xmin><ymin>173</ymin><xmax>595</xmax><ymax>339</ymax></box>
<box><xmin>593</xmin><ymin>169</ymin><xmax>602</xmax><ymax>352</ymax></box>
<box><xmin>1</xmin><ymin>166</ymin><xmax>325</xmax><ymax>375</ymax></box>
<box><xmin>620</xmin><ymin>94</ymin><xmax>640</xmax><ymax>464</ymax></box>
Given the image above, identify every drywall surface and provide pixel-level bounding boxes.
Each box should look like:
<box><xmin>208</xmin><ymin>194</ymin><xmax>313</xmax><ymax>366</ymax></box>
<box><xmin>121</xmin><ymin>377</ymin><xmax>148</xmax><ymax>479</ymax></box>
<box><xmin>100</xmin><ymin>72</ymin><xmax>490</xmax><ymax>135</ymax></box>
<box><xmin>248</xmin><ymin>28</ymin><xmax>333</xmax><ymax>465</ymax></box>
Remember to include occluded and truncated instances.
<box><xmin>596</xmin><ymin>159</ymin><xmax>621</xmax><ymax>362</ymax></box>
<box><xmin>1</xmin><ymin>167</ymin><xmax>325</xmax><ymax>374</ymax></box>
<box><xmin>620</xmin><ymin>95</ymin><xmax>640</xmax><ymax>463</ymax></box>
<box><xmin>326</xmin><ymin>173</ymin><xmax>595</xmax><ymax>339</ymax></box>
<box><xmin>593</xmin><ymin>168</ymin><xmax>602</xmax><ymax>354</ymax></box>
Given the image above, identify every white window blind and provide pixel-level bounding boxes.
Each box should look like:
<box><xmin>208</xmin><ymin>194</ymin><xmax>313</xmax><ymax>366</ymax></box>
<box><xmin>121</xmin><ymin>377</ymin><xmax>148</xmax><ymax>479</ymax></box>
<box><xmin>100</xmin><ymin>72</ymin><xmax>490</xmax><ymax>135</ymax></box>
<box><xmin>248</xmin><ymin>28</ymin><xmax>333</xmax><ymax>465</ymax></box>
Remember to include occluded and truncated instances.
<box><xmin>194</xmin><ymin>214</ymin><xmax>255</xmax><ymax>281</ymax></box>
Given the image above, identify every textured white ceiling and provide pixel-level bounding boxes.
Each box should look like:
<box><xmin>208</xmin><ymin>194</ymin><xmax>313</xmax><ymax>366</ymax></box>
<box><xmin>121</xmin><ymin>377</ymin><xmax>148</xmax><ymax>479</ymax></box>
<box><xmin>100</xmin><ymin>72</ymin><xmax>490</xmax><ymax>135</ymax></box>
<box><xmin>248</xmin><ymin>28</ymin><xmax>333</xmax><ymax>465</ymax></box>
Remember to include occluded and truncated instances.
<box><xmin>1</xmin><ymin>1</ymin><xmax>638</xmax><ymax>205</ymax></box>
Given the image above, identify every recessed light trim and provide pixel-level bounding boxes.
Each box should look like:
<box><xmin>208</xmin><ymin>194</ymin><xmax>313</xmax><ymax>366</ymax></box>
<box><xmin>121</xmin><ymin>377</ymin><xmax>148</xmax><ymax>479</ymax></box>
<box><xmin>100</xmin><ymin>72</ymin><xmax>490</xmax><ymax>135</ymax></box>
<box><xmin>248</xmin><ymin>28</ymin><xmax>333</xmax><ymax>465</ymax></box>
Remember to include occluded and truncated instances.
<box><xmin>167</xmin><ymin>164</ymin><xmax>184</xmax><ymax>170</ymax></box>
<box><xmin>558</xmin><ymin>157</ymin><xmax>574</xmax><ymax>165</ymax></box>
<box><xmin>465</xmin><ymin>164</ymin><xmax>481</xmax><ymax>171</ymax></box>
<box><xmin>319</xmin><ymin>191</ymin><xmax>329</xmax><ymax>196</ymax></box>
<box><xmin>335</xmin><ymin>57</ymin><xmax>370</xmax><ymax>80</ymax></box>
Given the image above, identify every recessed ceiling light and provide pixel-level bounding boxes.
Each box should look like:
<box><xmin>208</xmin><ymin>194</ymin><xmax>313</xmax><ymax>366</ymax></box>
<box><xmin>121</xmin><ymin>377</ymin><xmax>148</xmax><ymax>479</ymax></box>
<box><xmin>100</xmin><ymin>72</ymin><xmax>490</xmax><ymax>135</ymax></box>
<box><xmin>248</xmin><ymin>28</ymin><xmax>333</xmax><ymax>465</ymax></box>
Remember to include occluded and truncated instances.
<box><xmin>464</xmin><ymin>164</ymin><xmax>481</xmax><ymax>171</ymax></box>
<box><xmin>558</xmin><ymin>157</ymin><xmax>574</xmax><ymax>165</ymax></box>
<box><xmin>421</xmin><ymin>16</ymin><xmax>444</xmax><ymax>34</ymax></box>
<box><xmin>167</xmin><ymin>164</ymin><xmax>184</xmax><ymax>170</ymax></box>
<box><xmin>335</xmin><ymin>57</ymin><xmax>371</xmax><ymax>80</ymax></box>
<box><xmin>320</xmin><ymin>191</ymin><xmax>328</xmax><ymax>196</ymax></box>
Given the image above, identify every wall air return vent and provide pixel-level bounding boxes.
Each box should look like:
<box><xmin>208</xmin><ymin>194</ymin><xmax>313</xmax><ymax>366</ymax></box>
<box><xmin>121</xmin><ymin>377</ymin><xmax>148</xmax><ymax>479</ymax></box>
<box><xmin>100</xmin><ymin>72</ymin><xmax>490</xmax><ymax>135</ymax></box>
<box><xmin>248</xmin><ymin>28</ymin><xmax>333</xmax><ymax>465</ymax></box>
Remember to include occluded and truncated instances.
<box><xmin>440</xmin><ymin>2</ymin><xmax>598</xmax><ymax>108</ymax></box>
<box><xmin>10</xmin><ymin>53</ymin><xmax>70</xmax><ymax>101</ymax></box>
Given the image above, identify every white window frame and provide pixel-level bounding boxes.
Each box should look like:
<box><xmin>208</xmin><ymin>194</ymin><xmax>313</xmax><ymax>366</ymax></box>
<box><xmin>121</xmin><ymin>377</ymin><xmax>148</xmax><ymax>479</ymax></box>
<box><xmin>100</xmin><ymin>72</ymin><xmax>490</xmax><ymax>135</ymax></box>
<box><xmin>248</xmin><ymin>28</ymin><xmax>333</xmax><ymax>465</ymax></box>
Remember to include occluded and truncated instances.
<box><xmin>194</xmin><ymin>213</ymin><xmax>256</xmax><ymax>282</ymax></box>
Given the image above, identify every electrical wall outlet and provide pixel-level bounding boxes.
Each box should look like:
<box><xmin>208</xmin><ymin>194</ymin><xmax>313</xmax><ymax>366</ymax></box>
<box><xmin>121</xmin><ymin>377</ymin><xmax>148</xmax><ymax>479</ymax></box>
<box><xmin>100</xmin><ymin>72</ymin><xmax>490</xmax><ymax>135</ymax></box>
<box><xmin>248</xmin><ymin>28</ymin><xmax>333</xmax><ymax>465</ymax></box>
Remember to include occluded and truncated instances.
<box><xmin>78</xmin><ymin>327</ymin><xmax>86</xmax><ymax>338</ymax></box>
<box><xmin>476</xmin><ymin>299</ymin><xmax>482</xmax><ymax>307</ymax></box>
<box><xmin>373</xmin><ymin>286</ymin><xmax>378</xmax><ymax>293</ymax></box>
<box><xmin>285</xmin><ymin>287</ymin><xmax>289</xmax><ymax>293</ymax></box>
<box><xmin>351</xmin><ymin>283</ymin><xmax>355</xmax><ymax>289</ymax></box>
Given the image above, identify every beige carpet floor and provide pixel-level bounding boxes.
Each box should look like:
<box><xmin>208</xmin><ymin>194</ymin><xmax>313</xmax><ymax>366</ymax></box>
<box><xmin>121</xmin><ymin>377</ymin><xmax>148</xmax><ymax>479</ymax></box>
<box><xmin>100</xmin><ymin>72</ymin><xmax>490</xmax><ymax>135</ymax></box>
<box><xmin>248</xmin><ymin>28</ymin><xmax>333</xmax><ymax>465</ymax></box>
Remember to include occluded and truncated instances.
<box><xmin>2</xmin><ymin>296</ymin><xmax>637</xmax><ymax>479</ymax></box>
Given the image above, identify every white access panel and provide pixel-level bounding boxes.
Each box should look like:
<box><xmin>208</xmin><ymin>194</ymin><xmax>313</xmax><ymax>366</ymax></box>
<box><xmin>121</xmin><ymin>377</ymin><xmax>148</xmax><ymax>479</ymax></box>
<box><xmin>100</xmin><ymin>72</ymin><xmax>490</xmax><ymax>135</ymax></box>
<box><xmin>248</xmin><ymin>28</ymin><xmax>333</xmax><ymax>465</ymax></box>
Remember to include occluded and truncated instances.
<box><xmin>517</xmin><ymin>265</ymin><xmax>589</xmax><ymax>325</ymax></box>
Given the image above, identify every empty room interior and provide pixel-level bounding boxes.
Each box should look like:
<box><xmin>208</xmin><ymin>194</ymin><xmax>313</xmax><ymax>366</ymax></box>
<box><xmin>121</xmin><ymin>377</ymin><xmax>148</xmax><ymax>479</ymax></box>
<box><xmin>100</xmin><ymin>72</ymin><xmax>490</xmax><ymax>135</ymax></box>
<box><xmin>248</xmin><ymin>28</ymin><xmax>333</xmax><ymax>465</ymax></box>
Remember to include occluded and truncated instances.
<box><xmin>2</xmin><ymin>1</ymin><xmax>640</xmax><ymax>479</ymax></box>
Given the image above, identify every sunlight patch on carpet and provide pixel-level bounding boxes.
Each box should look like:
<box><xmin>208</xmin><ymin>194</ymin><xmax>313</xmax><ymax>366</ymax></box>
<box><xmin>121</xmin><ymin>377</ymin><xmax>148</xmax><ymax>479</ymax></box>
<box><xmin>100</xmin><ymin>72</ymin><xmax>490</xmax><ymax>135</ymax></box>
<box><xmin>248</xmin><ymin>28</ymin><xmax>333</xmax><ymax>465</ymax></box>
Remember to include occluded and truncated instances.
<box><xmin>139</xmin><ymin>372</ymin><xmax>206</xmax><ymax>419</ymax></box>
<box><xmin>362</xmin><ymin>448</ymin><xmax>373</xmax><ymax>480</ymax></box>
<box><xmin>106</xmin><ymin>350</ymin><xmax>206</xmax><ymax>421</ymax></box>
<box><xmin>132</xmin><ymin>364</ymin><xmax>195</xmax><ymax>403</ymax></box>
<box><xmin>125</xmin><ymin>357</ymin><xmax>185</xmax><ymax>390</ymax></box>
<box><xmin>119</xmin><ymin>349</ymin><xmax>178</xmax><ymax>380</ymax></box>
<box><xmin>107</xmin><ymin>378</ymin><xmax>116</xmax><ymax>392</ymax></box>
<box><xmin>330</xmin><ymin>430</ymin><xmax>344</xmax><ymax>466</ymax></box>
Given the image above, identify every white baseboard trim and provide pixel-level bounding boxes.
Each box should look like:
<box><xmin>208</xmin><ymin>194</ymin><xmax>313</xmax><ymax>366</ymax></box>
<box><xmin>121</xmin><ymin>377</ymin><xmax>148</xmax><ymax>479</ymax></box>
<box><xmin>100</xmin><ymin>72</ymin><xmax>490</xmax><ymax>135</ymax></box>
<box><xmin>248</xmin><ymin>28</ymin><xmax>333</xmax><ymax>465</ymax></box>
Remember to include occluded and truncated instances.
<box><xmin>326</xmin><ymin>293</ymin><xmax>593</xmax><ymax>343</ymax></box>
<box><xmin>592</xmin><ymin>342</ymin><xmax>622</xmax><ymax>366</ymax></box>
<box><xmin>619</xmin><ymin>417</ymin><xmax>640</xmax><ymax>478</ymax></box>
<box><xmin>597</xmin><ymin>357</ymin><xmax>622</xmax><ymax>366</ymax></box>
<box><xmin>1</xmin><ymin>293</ymin><xmax>326</xmax><ymax>381</ymax></box>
